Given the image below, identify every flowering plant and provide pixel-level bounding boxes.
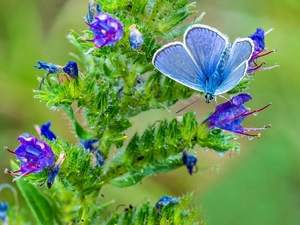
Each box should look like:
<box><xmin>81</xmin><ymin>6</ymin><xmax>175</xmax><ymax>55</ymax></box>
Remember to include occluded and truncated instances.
<box><xmin>4</xmin><ymin>0</ymin><xmax>276</xmax><ymax>224</ymax></box>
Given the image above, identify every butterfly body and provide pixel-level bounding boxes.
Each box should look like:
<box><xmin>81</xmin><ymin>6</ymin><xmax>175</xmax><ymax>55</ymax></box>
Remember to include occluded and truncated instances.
<box><xmin>152</xmin><ymin>24</ymin><xmax>254</xmax><ymax>103</ymax></box>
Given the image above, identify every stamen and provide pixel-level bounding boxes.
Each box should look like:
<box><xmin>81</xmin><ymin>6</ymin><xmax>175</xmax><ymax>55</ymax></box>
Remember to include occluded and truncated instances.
<box><xmin>235</xmin><ymin>131</ymin><xmax>259</xmax><ymax>137</ymax></box>
<box><xmin>244</xmin><ymin>125</ymin><xmax>271</xmax><ymax>132</ymax></box>
<box><xmin>256</xmin><ymin>64</ymin><xmax>279</xmax><ymax>71</ymax></box>
<box><xmin>233</xmin><ymin>103</ymin><xmax>272</xmax><ymax>120</ymax></box>
<box><xmin>248</xmin><ymin>61</ymin><xmax>266</xmax><ymax>72</ymax></box>
<box><xmin>251</xmin><ymin>49</ymin><xmax>265</xmax><ymax>59</ymax></box>
<box><xmin>12</xmin><ymin>169</ymin><xmax>36</xmax><ymax>182</ymax></box>
<box><xmin>5</xmin><ymin>168</ymin><xmax>20</xmax><ymax>174</ymax></box>
<box><xmin>4</xmin><ymin>146</ymin><xmax>16</xmax><ymax>154</ymax></box>
<box><xmin>251</xmin><ymin>49</ymin><xmax>276</xmax><ymax>60</ymax></box>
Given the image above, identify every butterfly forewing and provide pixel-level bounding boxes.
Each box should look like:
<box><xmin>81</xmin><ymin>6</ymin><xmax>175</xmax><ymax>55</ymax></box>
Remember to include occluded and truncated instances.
<box><xmin>214</xmin><ymin>38</ymin><xmax>254</xmax><ymax>95</ymax></box>
<box><xmin>152</xmin><ymin>42</ymin><xmax>205</xmax><ymax>92</ymax></box>
<box><xmin>184</xmin><ymin>25</ymin><xmax>228</xmax><ymax>78</ymax></box>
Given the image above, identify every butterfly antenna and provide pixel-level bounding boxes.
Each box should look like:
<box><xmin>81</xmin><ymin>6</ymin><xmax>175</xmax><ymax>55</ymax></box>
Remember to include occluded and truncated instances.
<box><xmin>176</xmin><ymin>99</ymin><xmax>199</xmax><ymax>114</ymax></box>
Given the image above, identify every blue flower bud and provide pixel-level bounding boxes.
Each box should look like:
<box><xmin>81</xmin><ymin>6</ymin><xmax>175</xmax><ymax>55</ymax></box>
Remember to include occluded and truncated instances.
<box><xmin>62</xmin><ymin>61</ymin><xmax>78</xmax><ymax>78</ymax></box>
<box><xmin>80</xmin><ymin>139</ymin><xmax>105</xmax><ymax>167</ymax></box>
<box><xmin>129</xmin><ymin>24</ymin><xmax>144</xmax><ymax>50</ymax></box>
<box><xmin>40</xmin><ymin>121</ymin><xmax>57</xmax><ymax>141</ymax></box>
<box><xmin>155</xmin><ymin>196</ymin><xmax>178</xmax><ymax>215</ymax></box>
<box><xmin>182</xmin><ymin>151</ymin><xmax>197</xmax><ymax>175</ymax></box>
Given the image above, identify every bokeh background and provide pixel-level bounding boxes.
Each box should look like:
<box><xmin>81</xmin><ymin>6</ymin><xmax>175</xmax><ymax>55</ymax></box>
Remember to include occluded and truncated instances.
<box><xmin>1</xmin><ymin>0</ymin><xmax>299</xmax><ymax>224</ymax></box>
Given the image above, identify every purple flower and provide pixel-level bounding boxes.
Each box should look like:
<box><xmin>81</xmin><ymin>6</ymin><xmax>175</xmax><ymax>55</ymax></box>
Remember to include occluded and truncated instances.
<box><xmin>34</xmin><ymin>61</ymin><xmax>62</xmax><ymax>74</ymax></box>
<box><xmin>247</xmin><ymin>28</ymin><xmax>276</xmax><ymax>73</ymax></box>
<box><xmin>155</xmin><ymin>196</ymin><xmax>179</xmax><ymax>215</ymax></box>
<box><xmin>47</xmin><ymin>152</ymin><xmax>66</xmax><ymax>188</ymax></box>
<box><xmin>80</xmin><ymin>139</ymin><xmax>105</xmax><ymax>167</ymax></box>
<box><xmin>87</xmin><ymin>12</ymin><xmax>123</xmax><ymax>48</ymax></box>
<box><xmin>5</xmin><ymin>133</ymin><xmax>55</xmax><ymax>181</ymax></box>
<box><xmin>201</xmin><ymin>93</ymin><xmax>271</xmax><ymax>138</ymax></box>
<box><xmin>62</xmin><ymin>61</ymin><xmax>78</xmax><ymax>78</ymax></box>
<box><xmin>182</xmin><ymin>151</ymin><xmax>197</xmax><ymax>175</ymax></box>
<box><xmin>129</xmin><ymin>24</ymin><xmax>144</xmax><ymax>50</ymax></box>
<box><xmin>0</xmin><ymin>202</ymin><xmax>8</xmax><ymax>223</ymax></box>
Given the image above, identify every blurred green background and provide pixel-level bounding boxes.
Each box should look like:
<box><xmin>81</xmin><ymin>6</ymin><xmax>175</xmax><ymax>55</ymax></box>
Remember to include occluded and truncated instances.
<box><xmin>0</xmin><ymin>0</ymin><xmax>299</xmax><ymax>224</ymax></box>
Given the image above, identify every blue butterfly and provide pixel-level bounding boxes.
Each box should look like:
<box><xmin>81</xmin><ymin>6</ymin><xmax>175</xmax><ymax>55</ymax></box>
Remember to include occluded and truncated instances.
<box><xmin>152</xmin><ymin>24</ymin><xmax>254</xmax><ymax>103</ymax></box>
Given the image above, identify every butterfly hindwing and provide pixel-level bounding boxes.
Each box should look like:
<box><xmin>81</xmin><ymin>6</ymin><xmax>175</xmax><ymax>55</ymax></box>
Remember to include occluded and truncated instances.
<box><xmin>152</xmin><ymin>42</ymin><xmax>205</xmax><ymax>92</ymax></box>
<box><xmin>215</xmin><ymin>38</ymin><xmax>254</xmax><ymax>95</ymax></box>
<box><xmin>184</xmin><ymin>24</ymin><xmax>228</xmax><ymax>78</ymax></box>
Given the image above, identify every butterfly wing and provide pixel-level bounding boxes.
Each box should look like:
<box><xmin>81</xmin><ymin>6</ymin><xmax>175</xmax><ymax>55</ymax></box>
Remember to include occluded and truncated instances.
<box><xmin>214</xmin><ymin>38</ymin><xmax>254</xmax><ymax>95</ymax></box>
<box><xmin>184</xmin><ymin>24</ymin><xmax>229</xmax><ymax>79</ymax></box>
<box><xmin>152</xmin><ymin>42</ymin><xmax>205</xmax><ymax>92</ymax></box>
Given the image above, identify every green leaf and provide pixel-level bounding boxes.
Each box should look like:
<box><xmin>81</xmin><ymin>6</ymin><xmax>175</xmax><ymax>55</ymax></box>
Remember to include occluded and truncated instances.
<box><xmin>62</xmin><ymin>105</ymin><xmax>95</xmax><ymax>139</ymax></box>
<box><xmin>12</xmin><ymin>161</ymin><xmax>55</xmax><ymax>225</ymax></box>
<box><xmin>109</xmin><ymin>154</ymin><xmax>182</xmax><ymax>187</ymax></box>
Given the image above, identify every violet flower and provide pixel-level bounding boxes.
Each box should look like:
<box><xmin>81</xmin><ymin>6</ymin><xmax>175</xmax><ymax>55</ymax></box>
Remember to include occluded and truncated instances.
<box><xmin>182</xmin><ymin>151</ymin><xmax>197</xmax><ymax>175</ymax></box>
<box><xmin>247</xmin><ymin>28</ymin><xmax>277</xmax><ymax>73</ymax></box>
<box><xmin>201</xmin><ymin>93</ymin><xmax>271</xmax><ymax>138</ymax></box>
<box><xmin>5</xmin><ymin>133</ymin><xmax>55</xmax><ymax>181</ymax></box>
<box><xmin>87</xmin><ymin>12</ymin><xmax>123</xmax><ymax>48</ymax></box>
<box><xmin>155</xmin><ymin>196</ymin><xmax>179</xmax><ymax>215</ymax></box>
<box><xmin>129</xmin><ymin>24</ymin><xmax>144</xmax><ymax>50</ymax></box>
